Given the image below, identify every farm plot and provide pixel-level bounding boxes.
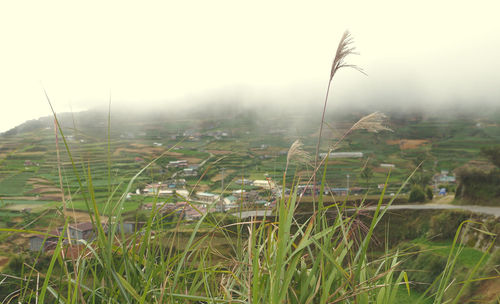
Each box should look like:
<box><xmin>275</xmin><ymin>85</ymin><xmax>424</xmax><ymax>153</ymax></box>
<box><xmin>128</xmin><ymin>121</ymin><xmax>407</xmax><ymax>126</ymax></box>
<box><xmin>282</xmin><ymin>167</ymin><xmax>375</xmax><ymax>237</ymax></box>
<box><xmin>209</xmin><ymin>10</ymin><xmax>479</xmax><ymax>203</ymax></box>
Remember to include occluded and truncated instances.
<box><xmin>0</xmin><ymin>171</ymin><xmax>34</xmax><ymax>196</ymax></box>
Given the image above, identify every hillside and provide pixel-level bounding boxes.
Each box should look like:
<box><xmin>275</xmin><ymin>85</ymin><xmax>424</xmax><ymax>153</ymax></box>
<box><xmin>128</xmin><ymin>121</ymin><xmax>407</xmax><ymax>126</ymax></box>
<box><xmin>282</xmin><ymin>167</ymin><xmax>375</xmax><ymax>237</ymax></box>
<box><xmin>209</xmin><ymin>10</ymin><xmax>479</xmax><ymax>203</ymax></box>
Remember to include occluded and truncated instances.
<box><xmin>0</xmin><ymin>107</ymin><xmax>499</xmax><ymax>216</ymax></box>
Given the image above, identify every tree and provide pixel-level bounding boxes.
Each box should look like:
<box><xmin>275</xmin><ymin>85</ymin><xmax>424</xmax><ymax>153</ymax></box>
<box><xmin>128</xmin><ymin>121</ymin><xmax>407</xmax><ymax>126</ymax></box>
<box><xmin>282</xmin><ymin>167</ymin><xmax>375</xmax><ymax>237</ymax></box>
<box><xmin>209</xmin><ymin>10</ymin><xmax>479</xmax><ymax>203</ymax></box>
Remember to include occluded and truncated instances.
<box><xmin>409</xmin><ymin>186</ymin><xmax>426</xmax><ymax>203</ymax></box>
<box><xmin>360</xmin><ymin>166</ymin><xmax>373</xmax><ymax>187</ymax></box>
<box><xmin>425</xmin><ymin>186</ymin><xmax>434</xmax><ymax>200</ymax></box>
<box><xmin>481</xmin><ymin>145</ymin><xmax>500</xmax><ymax>168</ymax></box>
<box><xmin>413</xmin><ymin>173</ymin><xmax>432</xmax><ymax>189</ymax></box>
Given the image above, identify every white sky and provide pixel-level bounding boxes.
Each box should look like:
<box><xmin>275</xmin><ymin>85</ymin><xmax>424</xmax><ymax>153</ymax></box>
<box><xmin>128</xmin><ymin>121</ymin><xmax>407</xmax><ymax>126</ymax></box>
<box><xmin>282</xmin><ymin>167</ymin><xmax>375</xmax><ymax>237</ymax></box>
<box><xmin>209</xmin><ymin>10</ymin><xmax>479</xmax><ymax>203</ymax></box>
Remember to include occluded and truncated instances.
<box><xmin>1</xmin><ymin>0</ymin><xmax>500</xmax><ymax>132</ymax></box>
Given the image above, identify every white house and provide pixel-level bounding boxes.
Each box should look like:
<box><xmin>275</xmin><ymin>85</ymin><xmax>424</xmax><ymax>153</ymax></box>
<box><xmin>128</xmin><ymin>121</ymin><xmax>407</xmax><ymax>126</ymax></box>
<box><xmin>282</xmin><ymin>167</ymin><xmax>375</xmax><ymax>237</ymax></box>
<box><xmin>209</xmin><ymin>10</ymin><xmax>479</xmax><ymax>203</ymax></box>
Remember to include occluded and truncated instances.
<box><xmin>380</xmin><ymin>163</ymin><xmax>396</xmax><ymax>168</ymax></box>
<box><xmin>319</xmin><ymin>152</ymin><xmax>363</xmax><ymax>158</ymax></box>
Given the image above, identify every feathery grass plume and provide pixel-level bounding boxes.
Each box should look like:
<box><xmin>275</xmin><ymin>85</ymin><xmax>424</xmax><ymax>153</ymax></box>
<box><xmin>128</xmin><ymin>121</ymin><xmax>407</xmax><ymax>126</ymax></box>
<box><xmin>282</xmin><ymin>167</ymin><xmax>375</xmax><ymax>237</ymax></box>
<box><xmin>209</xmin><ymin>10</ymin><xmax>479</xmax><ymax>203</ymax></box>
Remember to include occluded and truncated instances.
<box><xmin>314</xmin><ymin>30</ymin><xmax>364</xmax><ymax>197</ymax></box>
<box><xmin>330</xmin><ymin>31</ymin><xmax>365</xmax><ymax>80</ymax></box>
<box><xmin>286</xmin><ymin>140</ymin><xmax>311</xmax><ymax>172</ymax></box>
<box><xmin>351</xmin><ymin>111</ymin><xmax>393</xmax><ymax>133</ymax></box>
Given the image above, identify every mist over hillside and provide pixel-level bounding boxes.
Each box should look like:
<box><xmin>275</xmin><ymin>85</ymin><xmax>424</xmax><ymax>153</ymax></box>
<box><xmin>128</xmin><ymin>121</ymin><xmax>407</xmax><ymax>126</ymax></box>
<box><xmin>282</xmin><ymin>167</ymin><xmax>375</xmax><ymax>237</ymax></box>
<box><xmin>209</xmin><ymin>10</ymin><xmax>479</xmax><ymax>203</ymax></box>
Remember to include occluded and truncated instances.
<box><xmin>3</xmin><ymin>99</ymin><xmax>500</xmax><ymax>139</ymax></box>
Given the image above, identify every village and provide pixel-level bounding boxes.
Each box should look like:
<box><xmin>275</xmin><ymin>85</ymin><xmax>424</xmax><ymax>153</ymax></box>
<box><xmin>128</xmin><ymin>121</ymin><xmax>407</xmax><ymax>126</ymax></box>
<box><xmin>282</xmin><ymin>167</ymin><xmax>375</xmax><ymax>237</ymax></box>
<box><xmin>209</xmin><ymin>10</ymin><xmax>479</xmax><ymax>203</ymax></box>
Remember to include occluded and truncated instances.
<box><xmin>27</xmin><ymin>149</ymin><xmax>459</xmax><ymax>254</ymax></box>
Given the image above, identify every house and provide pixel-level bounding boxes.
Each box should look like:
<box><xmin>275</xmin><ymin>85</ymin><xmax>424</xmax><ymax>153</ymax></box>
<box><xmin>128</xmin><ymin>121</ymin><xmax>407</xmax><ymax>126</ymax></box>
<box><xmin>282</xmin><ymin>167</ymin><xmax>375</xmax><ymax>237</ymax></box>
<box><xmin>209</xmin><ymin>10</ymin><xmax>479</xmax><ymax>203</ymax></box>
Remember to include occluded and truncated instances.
<box><xmin>29</xmin><ymin>229</ymin><xmax>62</xmax><ymax>252</ymax></box>
<box><xmin>158</xmin><ymin>189</ymin><xmax>174</xmax><ymax>196</ymax></box>
<box><xmin>297</xmin><ymin>185</ymin><xmax>320</xmax><ymax>196</ymax></box>
<box><xmin>142</xmin><ymin>202</ymin><xmax>176</xmax><ymax>213</ymax></box>
<box><xmin>434</xmin><ymin>170</ymin><xmax>456</xmax><ymax>183</ymax></box>
<box><xmin>327</xmin><ymin>188</ymin><xmax>349</xmax><ymax>196</ymax></box>
<box><xmin>165</xmin><ymin>179</ymin><xmax>186</xmax><ymax>188</ymax></box>
<box><xmin>232</xmin><ymin>189</ymin><xmax>246</xmax><ymax>196</ymax></box>
<box><xmin>223</xmin><ymin>195</ymin><xmax>237</xmax><ymax>205</ymax></box>
<box><xmin>168</xmin><ymin>160</ymin><xmax>188</xmax><ymax>168</ymax></box>
<box><xmin>118</xmin><ymin>222</ymin><xmax>145</xmax><ymax>234</ymax></box>
<box><xmin>182</xmin><ymin>167</ymin><xmax>198</xmax><ymax>176</ymax></box>
<box><xmin>67</xmin><ymin>222</ymin><xmax>96</xmax><ymax>241</ymax></box>
<box><xmin>184</xmin><ymin>206</ymin><xmax>207</xmax><ymax>221</ymax></box>
<box><xmin>196</xmin><ymin>192</ymin><xmax>219</xmax><ymax>202</ymax></box>
<box><xmin>319</xmin><ymin>152</ymin><xmax>363</xmax><ymax>158</ymax></box>
<box><xmin>175</xmin><ymin>189</ymin><xmax>190</xmax><ymax>199</ymax></box>
<box><xmin>350</xmin><ymin>187</ymin><xmax>364</xmax><ymax>195</ymax></box>
<box><xmin>143</xmin><ymin>183</ymin><xmax>177</xmax><ymax>196</ymax></box>
<box><xmin>232</xmin><ymin>190</ymin><xmax>259</xmax><ymax>202</ymax></box>
<box><xmin>234</xmin><ymin>179</ymin><xmax>253</xmax><ymax>186</ymax></box>
<box><xmin>253</xmin><ymin>179</ymin><xmax>273</xmax><ymax>189</ymax></box>
<box><xmin>172</xmin><ymin>202</ymin><xmax>206</xmax><ymax>220</ymax></box>
<box><xmin>215</xmin><ymin>199</ymin><xmax>226</xmax><ymax>212</ymax></box>
<box><xmin>380</xmin><ymin>163</ymin><xmax>395</xmax><ymax>168</ymax></box>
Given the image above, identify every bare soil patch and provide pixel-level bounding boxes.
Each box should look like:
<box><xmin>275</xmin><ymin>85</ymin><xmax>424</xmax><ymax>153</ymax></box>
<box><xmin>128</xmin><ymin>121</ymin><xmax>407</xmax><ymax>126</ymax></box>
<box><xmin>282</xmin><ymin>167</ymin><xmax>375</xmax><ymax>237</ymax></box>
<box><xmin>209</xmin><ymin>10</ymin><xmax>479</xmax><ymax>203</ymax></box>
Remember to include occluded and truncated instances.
<box><xmin>386</xmin><ymin>139</ymin><xmax>429</xmax><ymax>150</ymax></box>
<box><xmin>164</xmin><ymin>151</ymin><xmax>183</xmax><ymax>156</ymax></box>
<box><xmin>0</xmin><ymin>196</ymin><xmax>38</xmax><ymax>200</ymax></box>
<box><xmin>40</xmin><ymin>194</ymin><xmax>63</xmax><ymax>201</ymax></box>
<box><xmin>27</xmin><ymin>178</ymin><xmax>53</xmax><ymax>185</ymax></box>
<box><xmin>190</xmin><ymin>184</ymin><xmax>210</xmax><ymax>192</ymax></box>
<box><xmin>0</xmin><ymin>256</ymin><xmax>9</xmax><ymax>271</ymax></box>
<box><xmin>211</xmin><ymin>169</ymin><xmax>235</xmax><ymax>182</ymax></box>
<box><xmin>64</xmin><ymin>210</ymin><xmax>108</xmax><ymax>222</ymax></box>
<box><xmin>183</xmin><ymin>157</ymin><xmax>202</xmax><ymax>164</ymax></box>
<box><xmin>27</xmin><ymin>187</ymin><xmax>61</xmax><ymax>194</ymax></box>
<box><xmin>373</xmin><ymin>167</ymin><xmax>391</xmax><ymax>173</ymax></box>
<box><xmin>4</xmin><ymin>203</ymin><xmax>47</xmax><ymax>211</ymax></box>
<box><xmin>113</xmin><ymin>146</ymin><xmax>165</xmax><ymax>156</ymax></box>
<box><xmin>475</xmin><ymin>278</ymin><xmax>500</xmax><ymax>302</ymax></box>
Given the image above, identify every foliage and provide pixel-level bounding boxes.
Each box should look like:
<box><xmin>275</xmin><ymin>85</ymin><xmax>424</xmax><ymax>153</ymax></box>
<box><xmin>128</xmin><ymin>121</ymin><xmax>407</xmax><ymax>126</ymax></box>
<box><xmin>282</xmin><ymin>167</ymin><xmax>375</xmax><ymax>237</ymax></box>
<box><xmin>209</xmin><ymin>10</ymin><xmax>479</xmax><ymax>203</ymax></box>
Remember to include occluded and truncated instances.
<box><xmin>361</xmin><ymin>165</ymin><xmax>374</xmax><ymax>186</ymax></box>
<box><xmin>426</xmin><ymin>186</ymin><xmax>434</xmax><ymax>200</ymax></box>
<box><xmin>428</xmin><ymin>211</ymin><xmax>470</xmax><ymax>240</ymax></box>
<box><xmin>409</xmin><ymin>185</ymin><xmax>426</xmax><ymax>203</ymax></box>
<box><xmin>455</xmin><ymin>163</ymin><xmax>500</xmax><ymax>205</ymax></box>
<box><xmin>480</xmin><ymin>145</ymin><xmax>500</xmax><ymax>168</ymax></box>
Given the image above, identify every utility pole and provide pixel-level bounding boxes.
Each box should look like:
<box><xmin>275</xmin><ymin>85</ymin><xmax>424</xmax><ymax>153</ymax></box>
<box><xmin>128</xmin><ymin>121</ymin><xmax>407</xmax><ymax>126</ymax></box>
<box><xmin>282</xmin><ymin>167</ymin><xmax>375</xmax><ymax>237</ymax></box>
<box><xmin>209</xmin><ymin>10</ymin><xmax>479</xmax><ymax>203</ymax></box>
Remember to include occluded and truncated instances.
<box><xmin>221</xmin><ymin>167</ymin><xmax>225</xmax><ymax>193</ymax></box>
<box><xmin>347</xmin><ymin>174</ymin><xmax>350</xmax><ymax>193</ymax></box>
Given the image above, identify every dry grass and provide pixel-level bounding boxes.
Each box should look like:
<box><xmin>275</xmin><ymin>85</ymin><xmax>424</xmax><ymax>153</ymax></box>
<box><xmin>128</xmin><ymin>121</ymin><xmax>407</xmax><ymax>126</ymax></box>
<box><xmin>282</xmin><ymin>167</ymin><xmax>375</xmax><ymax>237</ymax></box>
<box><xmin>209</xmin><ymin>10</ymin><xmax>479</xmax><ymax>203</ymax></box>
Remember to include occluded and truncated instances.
<box><xmin>314</xmin><ymin>30</ymin><xmax>363</xmax><ymax>180</ymax></box>
<box><xmin>286</xmin><ymin>140</ymin><xmax>311</xmax><ymax>170</ymax></box>
<box><xmin>351</xmin><ymin>112</ymin><xmax>392</xmax><ymax>133</ymax></box>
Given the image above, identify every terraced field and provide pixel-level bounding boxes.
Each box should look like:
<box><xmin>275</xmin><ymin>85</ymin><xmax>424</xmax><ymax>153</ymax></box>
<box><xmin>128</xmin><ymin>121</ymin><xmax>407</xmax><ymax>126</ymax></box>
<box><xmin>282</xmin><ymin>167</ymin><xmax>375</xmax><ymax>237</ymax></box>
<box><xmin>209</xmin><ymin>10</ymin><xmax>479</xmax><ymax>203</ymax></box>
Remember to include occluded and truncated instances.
<box><xmin>0</xmin><ymin>109</ymin><xmax>499</xmax><ymax>215</ymax></box>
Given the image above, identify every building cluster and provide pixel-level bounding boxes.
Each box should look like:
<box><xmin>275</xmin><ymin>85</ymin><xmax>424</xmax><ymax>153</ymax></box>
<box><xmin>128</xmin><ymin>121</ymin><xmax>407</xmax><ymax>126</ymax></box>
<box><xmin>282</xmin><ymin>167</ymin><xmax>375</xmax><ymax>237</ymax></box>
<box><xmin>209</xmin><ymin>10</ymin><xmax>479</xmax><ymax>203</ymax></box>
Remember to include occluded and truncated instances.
<box><xmin>142</xmin><ymin>201</ymin><xmax>207</xmax><ymax>221</ymax></box>
<box><xmin>28</xmin><ymin>221</ymin><xmax>148</xmax><ymax>253</ymax></box>
<box><xmin>29</xmin><ymin>222</ymin><xmax>104</xmax><ymax>252</ymax></box>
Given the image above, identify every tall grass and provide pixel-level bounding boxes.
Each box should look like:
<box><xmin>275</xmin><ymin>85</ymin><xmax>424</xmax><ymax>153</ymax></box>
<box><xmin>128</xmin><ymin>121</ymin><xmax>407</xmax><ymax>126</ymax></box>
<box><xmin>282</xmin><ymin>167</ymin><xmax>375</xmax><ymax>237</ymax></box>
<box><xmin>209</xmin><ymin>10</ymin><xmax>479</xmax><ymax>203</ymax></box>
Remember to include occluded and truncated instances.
<box><xmin>0</xmin><ymin>31</ymin><xmax>497</xmax><ymax>304</ymax></box>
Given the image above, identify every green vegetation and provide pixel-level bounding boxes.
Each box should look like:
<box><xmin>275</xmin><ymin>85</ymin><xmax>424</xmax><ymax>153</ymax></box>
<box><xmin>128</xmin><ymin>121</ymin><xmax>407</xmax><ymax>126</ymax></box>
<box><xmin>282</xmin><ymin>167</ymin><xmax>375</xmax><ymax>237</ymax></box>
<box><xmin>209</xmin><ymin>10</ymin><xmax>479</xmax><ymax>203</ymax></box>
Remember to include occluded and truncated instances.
<box><xmin>1</xmin><ymin>32</ymin><xmax>499</xmax><ymax>302</ymax></box>
<box><xmin>454</xmin><ymin>145</ymin><xmax>500</xmax><ymax>206</ymax></box>
<box><xmin>409</xmin><ymin>185</ymin><xmax>426</xmax><ymax>203</ymax></box>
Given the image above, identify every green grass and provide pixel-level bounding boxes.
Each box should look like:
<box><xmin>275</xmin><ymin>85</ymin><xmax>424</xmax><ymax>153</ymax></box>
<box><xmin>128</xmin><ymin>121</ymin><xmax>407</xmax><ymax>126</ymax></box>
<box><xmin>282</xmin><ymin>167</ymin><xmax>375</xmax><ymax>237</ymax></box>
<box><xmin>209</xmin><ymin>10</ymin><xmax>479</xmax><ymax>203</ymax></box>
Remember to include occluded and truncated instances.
<box><xmin>395</xmin><ymin>287</ymin><xmax>432</xmax><ymax>304</ymax></box>
<box><xmin>0</xmin><ymin>171</ymin><xmax>34</xmax><ymax>196</ymax></box>
<box><xmin>412</xmin><ymin>239</ymin><xmax>489</xmax><ymax>268</ymax></box>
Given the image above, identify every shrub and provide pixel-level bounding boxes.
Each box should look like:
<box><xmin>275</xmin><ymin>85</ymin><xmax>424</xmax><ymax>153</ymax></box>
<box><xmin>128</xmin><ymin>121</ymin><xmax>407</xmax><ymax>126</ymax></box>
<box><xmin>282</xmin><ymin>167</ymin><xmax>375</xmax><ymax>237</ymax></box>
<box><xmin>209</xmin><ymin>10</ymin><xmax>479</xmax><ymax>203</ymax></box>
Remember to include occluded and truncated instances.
<box><xmin>409</xmin><ymin>185</ymin><xmax>426</xmax><ymax>203</ymax></box>
<box><xmin>428</xmin><ymin>211</ymin><xmax>470</xmax><ymax>240</ymax></box>
<box><xmin>426</xmin><ymin>186</ymin><xmax>434</xmax><ymax>200</ymax></box>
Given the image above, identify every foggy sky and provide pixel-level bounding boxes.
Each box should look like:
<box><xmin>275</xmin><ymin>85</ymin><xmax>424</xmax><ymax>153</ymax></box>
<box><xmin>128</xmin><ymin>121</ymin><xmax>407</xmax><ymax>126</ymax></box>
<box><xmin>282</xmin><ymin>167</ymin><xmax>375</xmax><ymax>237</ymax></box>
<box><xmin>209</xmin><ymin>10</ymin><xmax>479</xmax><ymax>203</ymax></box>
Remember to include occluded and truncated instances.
<box><xmin>1</xmin><ymin>0</ymin><xmax>500</xmax><ymax>132</ymax></box>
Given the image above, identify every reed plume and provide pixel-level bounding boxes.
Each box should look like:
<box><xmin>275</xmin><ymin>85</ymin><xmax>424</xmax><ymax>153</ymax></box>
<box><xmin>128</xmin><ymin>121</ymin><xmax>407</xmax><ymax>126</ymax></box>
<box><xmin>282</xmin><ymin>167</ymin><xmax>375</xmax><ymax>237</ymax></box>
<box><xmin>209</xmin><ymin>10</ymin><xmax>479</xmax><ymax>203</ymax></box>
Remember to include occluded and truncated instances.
<box><xmin>286</xmin><ymin>139</ymin><xmax>311</xmax><ymax>172</ymax></box>
<box><xmin>313</xmin><ymin>30</ymin><xmax>364</xmax><ymax>197</ymax></box>
<box><xmin>351</xmin><ymin>111</ymin><xmax>392</xmax><ymax>133</ymax></box>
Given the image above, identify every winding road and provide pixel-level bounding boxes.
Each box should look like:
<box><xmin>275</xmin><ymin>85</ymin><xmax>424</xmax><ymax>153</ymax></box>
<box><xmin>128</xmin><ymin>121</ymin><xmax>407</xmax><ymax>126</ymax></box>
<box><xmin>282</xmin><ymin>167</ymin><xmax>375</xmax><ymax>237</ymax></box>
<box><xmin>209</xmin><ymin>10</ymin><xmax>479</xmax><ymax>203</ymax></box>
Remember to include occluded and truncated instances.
<box><xmin>233</xmin><ymin>203</ymin><xmax>500</xmax><ymax>219</ymax></box>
